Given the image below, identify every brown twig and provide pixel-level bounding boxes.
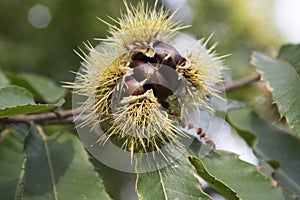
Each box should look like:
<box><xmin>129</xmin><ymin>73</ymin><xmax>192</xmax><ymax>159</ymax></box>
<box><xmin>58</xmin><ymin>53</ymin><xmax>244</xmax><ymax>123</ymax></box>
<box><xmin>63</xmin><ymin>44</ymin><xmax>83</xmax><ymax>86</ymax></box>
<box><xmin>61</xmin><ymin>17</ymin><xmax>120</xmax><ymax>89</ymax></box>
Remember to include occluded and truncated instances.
<box><xmin>217</xmin><ymin>72</ymin><xmax>261</xmax><ymax>92</ymax></box>
<box><xmin>0</xmin><ymin>108</ymin><xmax>82</xmax><ymax>125</ymax></box>
<box><xmin>36</xmin><ymin>116</ymin><xmax>76</xmax><ymax>125</ymax></box>
<box><xmin>0</xmin><ymin>73</ymin><xmax>261</xmax><ymax>125</ymax></box>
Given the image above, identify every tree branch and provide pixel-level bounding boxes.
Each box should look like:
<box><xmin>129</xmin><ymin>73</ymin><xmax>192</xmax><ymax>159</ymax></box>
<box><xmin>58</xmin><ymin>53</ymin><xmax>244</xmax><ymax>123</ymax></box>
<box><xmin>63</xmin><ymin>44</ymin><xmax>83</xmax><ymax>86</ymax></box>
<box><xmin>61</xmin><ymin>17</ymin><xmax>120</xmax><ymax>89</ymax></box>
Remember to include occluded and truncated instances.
<box><xmin>0</xmin><ymin>73</ymin><xmax>261</xmax><ymax>125</ymax></box>
<box><xmin>217</xmin><ymin>73</ymin><xmax>260</xmax><ymax>92</ymax></box>
<box><xmin>0</xmin><ymin>108</ymin><xmax>81</xmax><ymax>125</ymax></box>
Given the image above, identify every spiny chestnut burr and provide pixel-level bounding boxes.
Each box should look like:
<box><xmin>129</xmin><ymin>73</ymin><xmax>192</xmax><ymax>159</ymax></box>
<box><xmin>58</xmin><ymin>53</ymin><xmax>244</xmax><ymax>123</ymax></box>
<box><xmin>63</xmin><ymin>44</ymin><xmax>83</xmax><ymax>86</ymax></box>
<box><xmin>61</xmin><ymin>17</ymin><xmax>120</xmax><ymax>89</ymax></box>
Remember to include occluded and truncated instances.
<box><xmin>68</xmin><ymin>0</ymin><xmax>224</xmax><ymax>160</ymax></box>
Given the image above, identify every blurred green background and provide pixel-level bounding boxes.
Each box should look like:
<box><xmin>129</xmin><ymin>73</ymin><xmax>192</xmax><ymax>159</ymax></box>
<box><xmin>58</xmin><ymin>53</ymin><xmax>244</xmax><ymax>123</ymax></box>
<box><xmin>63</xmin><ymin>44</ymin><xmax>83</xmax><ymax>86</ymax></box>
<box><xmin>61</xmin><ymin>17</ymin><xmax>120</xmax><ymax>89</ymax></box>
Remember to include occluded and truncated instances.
<box><xmin>0</xmin><ymin>0</ymin><xmax>284</xmax><ymax>83</ymax></box>
<box><xmin>0</xmin><ymin>1</ymin><xmax>294</xmax><ymax>199</ymax></box>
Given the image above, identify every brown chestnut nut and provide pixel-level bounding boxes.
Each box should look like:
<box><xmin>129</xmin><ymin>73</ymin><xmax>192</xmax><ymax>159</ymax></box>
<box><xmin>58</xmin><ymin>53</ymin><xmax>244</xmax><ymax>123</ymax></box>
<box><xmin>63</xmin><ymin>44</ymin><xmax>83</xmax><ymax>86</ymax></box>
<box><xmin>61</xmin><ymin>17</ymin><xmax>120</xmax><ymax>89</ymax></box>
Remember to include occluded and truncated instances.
<box><xmin>123</xmin><ymin>76</ymin><xmax>145</xmax><ymax>96</ymax></box>
<box><xmin>148</xmin><ymin>66</ymin><xmax>175</xmax><ymax>102</ymax></box>
<box><xmin>153</xmin><ymin>40</ymin><xmax>186</xmax><ymax>69</ymax></box>
<box><xmin>131</xmin><ymin>52</ymin><xmax>150</xmax><ymax>62</ymax></box>
<box><xmin>128</xmin><ymin>60</ymin><xmax>147</xmax><ymax>68</ymax></box>
<box><xmin>130</xmin><ymin>63</ymin><xmax>181</xmax><ymax>102</ymax></box>
<box><xmin>131</xmin><ymin>61</ymin><xmax>156</xmax><ymax>82</ymax></box>
<box><xmin>157</xmin><ymin>65</ymin><xmax>181</xmax><ymax>92</ymax></box>
<box><xmin>143</xmin><ymin>83</ymin><xmax>173</xmax><ymax>103</ymax></box>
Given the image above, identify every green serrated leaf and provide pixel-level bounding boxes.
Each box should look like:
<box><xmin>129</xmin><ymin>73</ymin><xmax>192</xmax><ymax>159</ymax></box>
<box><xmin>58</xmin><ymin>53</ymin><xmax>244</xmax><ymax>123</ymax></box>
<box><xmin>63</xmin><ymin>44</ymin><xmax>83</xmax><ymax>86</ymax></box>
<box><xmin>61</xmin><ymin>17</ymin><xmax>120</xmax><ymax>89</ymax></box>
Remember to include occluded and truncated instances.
<box><xmin>251</xmin><ymin>52</ymin><xmax>300</xmax><ymax>136</ymax></box>
<box><xmin>137</xmin><ymin>156</ymin><xmax>211</xmax><ymax>200</ymax></box>
<box><xmin>22</xmin><ymin>125</ymin><xmax>110</xmax><ymax>200</ymax></box>
<box><xmin>0</xmin><ymin>70</ymin><xmax>10</xmax><ymax>86</ymax></box>
<box><xmin>0</xmin><ymin>125</ymin><xmax>29</xmax><ymax>200</ymax></box>
<box><xmin>0</xmin><ymin>85</ymin><xmax>35</xmax><ymax>108</ymax></box>
<box><xmin>0</xmin><ymin>86</ymin><xmax>58</xmax><ymax>118</ymax></box>
<box><xmin>0</xmin><ymin>104</ymin><xmax>59</xmax><ymax>119</ymax></box>
<box><xmin>227</xmin><ymin>108</ymin><xmax>300</xmax><ymax>198</ymax></box>
<box><xmin>6</xmin><ymin>73</ymin><xmax>67</xmax><ymax>103</ymax></box>
<box><xmin>277</xmin><ymin>44</ymin><xmax>300</xmax><ymax>75</ymax></box>
<box><xmin>188</xmin><ymin>156</ymin><xmax>239</xmax><ymax>200</ymax></box>
<box><xmin>189</xmin><ymin>150</ymin><xmax>285</xmax><ymax>200</ymax></box>
<box><xmin>90</xmin><ymin>157</ymin><xmax>138</xmax><ymax>200</ymax></box>
<box><xmin>227</xmin><ymin>82</ymin><xmax>284</xmax><ymax>126</ymax></box>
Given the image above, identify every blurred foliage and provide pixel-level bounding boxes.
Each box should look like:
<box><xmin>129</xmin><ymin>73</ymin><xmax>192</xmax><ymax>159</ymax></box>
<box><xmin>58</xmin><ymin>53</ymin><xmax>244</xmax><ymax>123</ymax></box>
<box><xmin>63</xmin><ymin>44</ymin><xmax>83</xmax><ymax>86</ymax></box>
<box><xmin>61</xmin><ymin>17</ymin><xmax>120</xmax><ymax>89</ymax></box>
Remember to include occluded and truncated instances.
<box><xmin>183</xmin><ymin>0</ymin><xmax>283</xmax><ymax>78</ymax></box>
<box><xmin>227</xmin><ymin>108</ymin><xmax>300</xmax><ymax>197</ymax></box>
<box><xmin>0</xmin><ymin>0</ymin><xmax>154</xmax><ymax>82</ymax></box>
<box><xmin>0</xmin><ymin>0</ymin><xmax>282</xmax><ymax>82</ymax></box>
<box><xmin>252</xmin><ymin>49</ymin><xmax>300</xmax><ymax>136</ymax></box>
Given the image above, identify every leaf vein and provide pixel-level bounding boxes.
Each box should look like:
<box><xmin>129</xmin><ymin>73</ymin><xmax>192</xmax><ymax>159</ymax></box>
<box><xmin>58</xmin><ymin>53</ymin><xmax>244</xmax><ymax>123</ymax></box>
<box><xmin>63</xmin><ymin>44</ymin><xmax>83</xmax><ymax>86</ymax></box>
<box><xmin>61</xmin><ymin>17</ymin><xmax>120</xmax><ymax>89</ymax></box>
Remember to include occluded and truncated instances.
<box><xmin>37</xmin><ymin>126</ymin><xmax>58</xmax><ymax>200</ymax></box>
